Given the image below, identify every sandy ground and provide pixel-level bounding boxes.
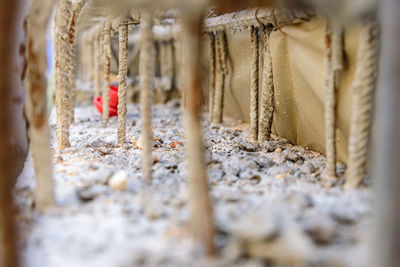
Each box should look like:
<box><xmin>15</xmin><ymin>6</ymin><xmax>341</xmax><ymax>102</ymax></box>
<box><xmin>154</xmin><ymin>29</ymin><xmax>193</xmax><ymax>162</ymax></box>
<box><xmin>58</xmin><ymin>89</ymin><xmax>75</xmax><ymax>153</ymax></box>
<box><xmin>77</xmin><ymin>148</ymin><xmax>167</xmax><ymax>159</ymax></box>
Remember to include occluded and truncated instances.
<box><xmin>16</xmin><ymin>101</ymin><xmax>372</xmax><ymax>267</ymax></box>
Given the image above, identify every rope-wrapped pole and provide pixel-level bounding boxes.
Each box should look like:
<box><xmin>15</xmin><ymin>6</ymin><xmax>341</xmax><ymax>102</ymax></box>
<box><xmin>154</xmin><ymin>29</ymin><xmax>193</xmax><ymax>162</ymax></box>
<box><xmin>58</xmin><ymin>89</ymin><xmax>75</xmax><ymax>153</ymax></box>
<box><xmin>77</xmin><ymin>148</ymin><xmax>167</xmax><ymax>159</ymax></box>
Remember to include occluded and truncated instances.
<box><xmin>117</xmin><ymin>16</ymin><xmax>129</xmax><ymax>145</ymax></box>
<box><xmin>249</xmin><ymin>25</ymin><xmax>260</xmax><ymax>141</ymax></box>
<box><xmin>67</xmin><ymin>0</ymin><xmax>87</xmax><ymax>124</ymax></box>
<box><xmin>212</xmin><ymin>30</ymin><xmax>225</xmax><ymax>123</ymax></box>
<box><xmin>181</xmin><ymin>13</ymin><xmax>216</xmax><ymax>255</ymax></box>
<box><xmin>102</xmin><ymin>19</ymin><xmax>112</xmax><ymax>125</ymax></box>
<box><xmin>54</xmin><ymin>0</ymin><xmax>72</xmax><ymax>150</ymax></box>
<box><xmin>324</xmin><ymin>20</ymin><xmax>344</xmax><ymax>178</ymax></box>
<box><xmin>140</xmin><ymin>12</ymin><xmax>154</xmax><ymax>184</ymax></box>
<box><xmin>345</xmin><ymin>22</ymin><xmax>379</xmax><ymax>189</ymax></box>
<box><xmin>208</xmin><ymin>32</ymin><xmax>216</xmax><ymax>121</ymax></box>
<box><xmin>258</xmin><ymin>27</ymin><xmax>274</xmax><ymax>142</ymax></box>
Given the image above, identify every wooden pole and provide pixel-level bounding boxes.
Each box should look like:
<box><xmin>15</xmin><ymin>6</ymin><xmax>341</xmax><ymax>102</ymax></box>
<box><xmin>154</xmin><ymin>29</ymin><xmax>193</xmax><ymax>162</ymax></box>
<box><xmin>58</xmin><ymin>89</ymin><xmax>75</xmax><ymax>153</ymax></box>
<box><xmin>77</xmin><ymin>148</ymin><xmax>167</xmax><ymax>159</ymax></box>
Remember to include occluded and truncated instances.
<box><xmin>117</xmin><ymin>16</ymin><xmax>129</xmax><ymax>145</ymax></box>
<box><xmin>181</xmin><ymin>13</ymin><xmax>216</xmax><ymax>255</ymax></box>
<box><xmin>67</xmin><ymin>0</ymin><xmax>88</xmax><ymax>124</ymax></box>
<box><xmin>102</xmin><ymin>19</ymin><xmax>112</xmax><ymax>125</ymax></box>
<box><xmin>0</xmin><ymin>1</ymin><xmax>24</xmax><ymax>266</ymax></box>
<box><xmin>345</xmin><ymin>22</ymin><xmax>378</xmax><ymax>189</ymax></box>
<box><xmin>94</xmin><ymin>25</ymin><xmax>101</xmax><ymax>98</ymax></box>
<box><xmin>208</xmin><ymin>32</ymin><xmax>216</xmax><ymax>121</ymax></box>
<box><xmin>25</xmin><ymin>0</ymin><xmax>56</xmax><ymax>210</ymax></box>
<box><xmin>249</xmin><ymin>25</ymin><xmax>260</xmax><ymax>141</ymax></box>
<box><xmin>258</xmin><ymin>27</ymin><xmax>274</xmax><ymax>142</ymax></box>
<box><xmin>213</xmin><ymin>30</ymin><xmax>225</xmax><ymax>124</ymax></box>
<box><xmin>372</xmin><ymin>1</ymin><xmax>400</xmax><ymax>265</ymax></box>
<box><xmin>324</xmin><ymin>20</ymin><xmax>344</xmax><ymax>179</ymax></box>
<box><xmin>54</xmin><ymin>0</ymin><xmax>72</xmax><ymax>150</ymax></box>
<box><xmin>139</xmin><ymin>12</ymin><xmax>154</xmax><ymax>184</ymax></box>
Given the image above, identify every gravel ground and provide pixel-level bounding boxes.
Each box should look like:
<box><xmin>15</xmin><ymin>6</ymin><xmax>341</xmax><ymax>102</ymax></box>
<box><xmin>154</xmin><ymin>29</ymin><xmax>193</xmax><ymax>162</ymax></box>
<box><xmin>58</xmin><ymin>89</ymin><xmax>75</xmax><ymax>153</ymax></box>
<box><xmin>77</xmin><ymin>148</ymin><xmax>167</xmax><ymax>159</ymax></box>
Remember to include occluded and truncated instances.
<box><xmin>16</xmin><ymin>101</ymin><xmax>372</xmax><ymax>267</ymax></box>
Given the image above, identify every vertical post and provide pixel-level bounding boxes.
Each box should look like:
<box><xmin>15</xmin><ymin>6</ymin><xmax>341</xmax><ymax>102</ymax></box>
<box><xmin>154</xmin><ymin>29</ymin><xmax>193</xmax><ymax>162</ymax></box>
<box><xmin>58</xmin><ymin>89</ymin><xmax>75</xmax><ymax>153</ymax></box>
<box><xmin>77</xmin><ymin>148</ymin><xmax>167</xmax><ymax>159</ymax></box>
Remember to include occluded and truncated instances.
<box><xmin>94</xmin><ymin>25</ymin><xmax>101</xmax><ymax>98</ymax></box>
<box><xmin>208</xmin><ymin>32</ymin><xmax>216</xmax><ymax>121</ymax></box>
<box><xmin>54</xmin><ymin>0</ymin><xmax>72</xmax><ymax>150</ymax></box>
<box><xmin>324</xmin><ymin>20</ymin><xmax>344</xmax><ymax>179</ymax></box>
<box><xmin>67</xmin><ymin>0</ymin><xmax>88</xmax><ymax>124</ymax></box>
<box><xmin>345</xmin><ymin>22</ymin><xmax>378</xmax><ymax>189</ymax></box>
<box><xmin>102</xmin><ymin>19</ymin><xmax>111</xmax><ymax>124</ymax></box>
<box><xmin>25</xmin><ymin>0</ymin><xmax>56</xmax><ymax>210</ymax></box>
<box><xmin>0</xmin><ymin>1</ymin><xmax>23</xmax><ymax>266</ymax></box>
<box><xmin>140</xmin><ymin>12</ymin><xmax>154</xmax><ymax>184</ymax></box>
<box><xmin>181</xmin><ymin>13</ymin><xmax>216</xmax><ymax>255</ymax></box>
<box><xmin>249</xmin><ymin>25</ymin><xmax>260</xmax><ymax>141</ymax></box>
<box><xmin>213</xmin><ymin>30</ymin><xmax>225</xmax><ymax>124</ymax></box>
<box><xmin>258</xmin><ymin>27</ymin><xmax>274</xmax><ymax>142</ymax></box>
<box><xmin>118</xmin><ymin>16</ymin><xmax>129</xmax><ymax>145</ymax></box>
<box><xmin>372</xmin><ymin>1</ymin><xmax>400</xmax><ymax>265</ymax></box>
<box><xmin>159</xmin><ymin>40</ymin><xmax>174</xmax><ymax>91</ymax></box>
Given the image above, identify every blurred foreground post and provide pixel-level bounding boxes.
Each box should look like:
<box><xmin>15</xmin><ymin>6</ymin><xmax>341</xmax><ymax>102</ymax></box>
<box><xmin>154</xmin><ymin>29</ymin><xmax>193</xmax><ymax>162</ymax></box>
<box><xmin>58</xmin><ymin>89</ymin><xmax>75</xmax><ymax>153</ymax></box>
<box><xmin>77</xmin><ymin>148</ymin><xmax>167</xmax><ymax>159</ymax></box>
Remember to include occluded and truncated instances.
<box><xmin>181</xmin><ymin>13</ymin><xmax>216</xmax><ymax>255</ymax></box>
<box><xmin>25</xmin><ymin>0</ymin><xmax>56</xmax><ymax>210</ymax></box>
<box><xmin>0</xmin><ymin>1</ymin><xmax>23</xmax><ymax>267</ymax></box>
<box><xmin>373</xmin><ymin>0</ymin><xmax>400</xmax><ymax>266</ymax></box>
<box><xmin>140</xmin><ymin>12</ymin><xmax>154</xmax><ymax>184</ymax></box>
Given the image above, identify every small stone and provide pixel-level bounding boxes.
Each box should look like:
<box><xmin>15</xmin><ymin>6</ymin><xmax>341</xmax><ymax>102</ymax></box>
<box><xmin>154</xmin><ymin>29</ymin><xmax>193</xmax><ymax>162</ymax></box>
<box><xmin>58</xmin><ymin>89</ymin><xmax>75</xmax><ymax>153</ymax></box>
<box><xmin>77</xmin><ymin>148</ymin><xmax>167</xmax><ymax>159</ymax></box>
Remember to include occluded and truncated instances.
<box><xmin>275</xmin><ymin>148</ymin><xmax>283</xmax><ymax>154</ymax></box>
<box><xmin>88</xmin><ymin>168</ymin><xmax>113</xmax><ymax>185</ymax></box>
<box><xmin>170</xmin><ymin>141</ymin><xmax>182</xmax><ymax>149</ymax></box>
<box><xmin>237</xmin><ymin>140</ymin><xmax>258</xmax><ymax>152</ymax></box>
<box><xmin>264</xmin><ymin>144</ymin><xmax>275</xmax><ymax>153</ymax></box>
<box><xmin>77</xmin><ymin>184</ymin><xmax>109</xmax><ymax>202</ymax></box>
<box><xmin>153</xmin><ymin>155</ymin><xmax>160</xmax><ymax>164</ymax></box>
<box><xmin>108</xmin><ymin>170</ymin><xmax>128</xmax><ymax>191</ymax></box>
<box><xmin>284</xmin><ymin>151</ymin><xmax>304</xmax><ymax>162</ymax></box>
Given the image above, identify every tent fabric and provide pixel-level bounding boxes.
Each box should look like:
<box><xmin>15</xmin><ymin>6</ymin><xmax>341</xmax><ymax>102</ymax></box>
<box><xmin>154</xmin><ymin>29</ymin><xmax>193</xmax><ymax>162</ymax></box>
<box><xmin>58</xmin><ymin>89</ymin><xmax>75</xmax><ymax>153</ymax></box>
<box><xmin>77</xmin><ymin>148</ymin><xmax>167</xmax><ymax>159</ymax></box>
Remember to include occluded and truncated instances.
<box><xmin>217</xmin><ymin>16</ymin><xmax>361</xmax><ymax>163</ymax></box>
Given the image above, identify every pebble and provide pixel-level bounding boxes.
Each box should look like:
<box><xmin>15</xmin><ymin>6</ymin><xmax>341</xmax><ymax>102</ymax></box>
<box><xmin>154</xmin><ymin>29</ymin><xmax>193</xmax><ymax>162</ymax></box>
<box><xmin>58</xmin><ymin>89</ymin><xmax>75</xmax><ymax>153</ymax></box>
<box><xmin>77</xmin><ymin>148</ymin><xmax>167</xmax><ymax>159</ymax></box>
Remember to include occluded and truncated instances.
<box><xmin>108</xmin><ymin>170</ymin><xmax>128</xmax><ymax>191</ymax></box>
<box><xmin>237</xmin><ymin>140</ymin><xmax>258</xmax><ymax>152</ymax></box>
<box><xmin>76</xmin><ymin>184</ymin><xmax>109</xmax><ymax>202</ymax></box>
<box><xmin>284</xmin><ymin>150</ymin><xmax>304</xmax><ymax>162</ymax></box>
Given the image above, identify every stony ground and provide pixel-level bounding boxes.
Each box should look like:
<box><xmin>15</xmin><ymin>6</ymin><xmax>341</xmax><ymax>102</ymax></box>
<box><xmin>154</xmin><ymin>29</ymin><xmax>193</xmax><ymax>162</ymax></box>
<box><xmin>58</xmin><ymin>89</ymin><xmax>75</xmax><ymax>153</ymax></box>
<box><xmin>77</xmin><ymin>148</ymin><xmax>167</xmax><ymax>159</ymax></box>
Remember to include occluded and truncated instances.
<box><xmin>16</xmin><ymin>101</ymin><xmax>372</xmax><ymax>267</ymax></box>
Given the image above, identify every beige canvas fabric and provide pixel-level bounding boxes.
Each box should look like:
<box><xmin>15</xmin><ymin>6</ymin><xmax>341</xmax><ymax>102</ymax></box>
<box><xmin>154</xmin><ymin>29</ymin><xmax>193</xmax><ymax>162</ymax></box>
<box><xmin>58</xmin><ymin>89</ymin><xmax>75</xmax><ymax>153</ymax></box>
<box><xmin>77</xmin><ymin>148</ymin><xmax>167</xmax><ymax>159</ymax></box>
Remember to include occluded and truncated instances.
<box><xmin>218</xmin><ymin>16</ymin><xmax>361</xmax><ymax>163</ymax></box>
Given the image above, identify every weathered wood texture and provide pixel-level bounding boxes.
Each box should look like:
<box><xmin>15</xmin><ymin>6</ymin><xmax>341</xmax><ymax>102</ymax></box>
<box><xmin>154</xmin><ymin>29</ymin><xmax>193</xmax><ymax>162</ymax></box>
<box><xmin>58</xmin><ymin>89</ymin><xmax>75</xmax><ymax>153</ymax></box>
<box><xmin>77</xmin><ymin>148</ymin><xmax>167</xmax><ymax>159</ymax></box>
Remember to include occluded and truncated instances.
<box><xmin>55</xmin><ymin>0</ymin><xmax>72</xmax><ymax>150</ymax></box>
<box><xmin>181</xmin><ymin>14</ymin><xmax>216</xmax><ymax>255</ymax></box>
<box><xmin>25</xmin><ymin>0</ymin><xmax>56</xmax><ymax>210</ymax></box>
<box><xmin>0</xmin><ymin>1</ymin><xmax>24</xmax><ymax>267</ymax></box>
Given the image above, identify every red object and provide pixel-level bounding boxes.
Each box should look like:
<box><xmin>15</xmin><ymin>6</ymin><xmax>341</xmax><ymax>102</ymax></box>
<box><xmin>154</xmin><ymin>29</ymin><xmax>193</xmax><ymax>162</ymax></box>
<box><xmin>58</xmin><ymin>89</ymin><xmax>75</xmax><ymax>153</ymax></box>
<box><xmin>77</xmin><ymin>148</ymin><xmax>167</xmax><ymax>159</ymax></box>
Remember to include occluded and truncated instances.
<box><xmin>93</xmin><ymin>85</ymin><xmax>119</xmax><ymax>117</ymax></box>
<box><xmin>109</xmin><ymin>85</ymin><xmax>119</xmax><ymax>107</ymax></box>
